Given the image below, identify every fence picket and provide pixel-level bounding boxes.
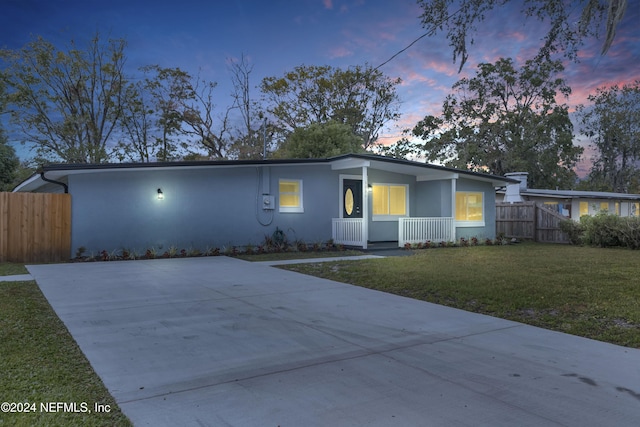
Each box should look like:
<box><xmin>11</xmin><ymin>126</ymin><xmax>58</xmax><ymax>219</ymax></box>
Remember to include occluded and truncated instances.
<box><xmin>0</xmin><ymin>192</ymin><xmax>72</xmax><ymax>263</ymax></box>
<box><xmin>496</xmin><ymin>202</ymin><xmax>569</xmax><ymax>243</ymax></box>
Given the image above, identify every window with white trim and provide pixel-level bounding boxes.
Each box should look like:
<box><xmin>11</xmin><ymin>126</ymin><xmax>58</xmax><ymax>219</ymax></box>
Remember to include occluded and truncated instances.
<box><xmin>455</xmin><ymin>192</ymin><xmax>484</xmax><ymax>226</ymax></box>
<box><xmin>279</xmin><ymin>179</ymin><xmax>303</xmax><ymax>213</ymax></box>
<box><xmin>372</xmin><ymin>184</ymin><xmax>408</xmax><ymax>220</ymax></box>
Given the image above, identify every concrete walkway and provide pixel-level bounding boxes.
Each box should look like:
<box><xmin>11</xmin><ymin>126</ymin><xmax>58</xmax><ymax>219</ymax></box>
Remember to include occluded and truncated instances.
<box><xmin>0</xmin><ymin>273</ymin><xmax>33</xmax><ymax>282</ymax></box>
<box><xmin>27</xmin><ymin>257</ymin><xmax>640</xmax><ymax>426</ymax></box>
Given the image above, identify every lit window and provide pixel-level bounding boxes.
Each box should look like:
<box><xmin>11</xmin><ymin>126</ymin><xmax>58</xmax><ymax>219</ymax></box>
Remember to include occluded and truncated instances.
<box><xmin>279</xmin><ymin>179</ymin><xmax>303</xmax><ymax>213</ymax></box>
<box><xmin>600</xmin><ymin>202</ymin><xmax>609</xmax><ymax>212</ymax></box>
<box><xmin>456</xmin><ymin>192</ymin><xmax>484</xmax><ymax>225</ymax></box>
<box><xmin>615</xmin><ymin>202</ymin><xmax>620</xmax><ymax>215</ymax></box>
<box><xmin>372</xmin><ymin>184</ymin><xmax>407</xmax><ymax>218</ymax></box>
<box><xmin>631</xmin><ymin>203</ymin><xmax>639</xmax><ymax>217</ymax></box>
<box><xmin>579</xmin><ymin>202</ymin><xmax>589</xmax><ymax>217</ymax></box>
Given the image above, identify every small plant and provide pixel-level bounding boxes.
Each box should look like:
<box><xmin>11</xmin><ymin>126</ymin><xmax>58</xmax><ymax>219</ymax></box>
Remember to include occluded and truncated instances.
<box><xmin>262</xmin><ymin>233</ymin><xmax>274</xmax><ymax>251</ymax></box>
<box><xmin>294</xmin><ymin>239</ymin><xmax>307</xmax><ymax>252</ymax></box>
<box><xmin>404</xmin><ymin>242</ymin><xmax>412</xmax><ymax>250</ymax></box>
<box><xmin>100</xmin><ymin>250</ymin><xmax>109</xmax><ymax>261</ymax></box>
<box><xmin>145</xmin><ymin>247</ymin><xmax>157</xmax><ymax>259</ymax></box>
<box><xmin>168</xmin><ymin>246</ymin><xmax>178</xmax><ymax>258</ymax></box>
<box><xmin>459</xmin><ymin>237</ymin><xmax>469</xmax><ymax>247</ymax></box>
<box><xmin>312</xmin><ymin>241</ymin><xmax>322</xmax><ymax>252</ymax></box>
<box><xmin>272</xmin><ymin>227</ymin><xmax>286</xmax><ymax>247</ymax></box>
<box><xmin>245</xmin><ymin>244</ymin><xmax>254</xmax><ymax>255</ymax></box>
<box><xmin>121</xmin><ymin>249</ymin><xmax>130</xmax><ymax>260</ymax></box>
<box><xmin>439</xmin><ymin>241</ymin><xmax>447</xmax><ymax>248</ymax></box>
<box><xmin>484</xmin><ymin>238</ymin><xmax>493</xmax><ymax>246</ymax></box>
<box><xmin>75</xmin><ymin>246</ymin><xmax>86</xmax><ymax>259</ymax></box>
<box><xmin>470</xmin><ymin>236</ymin><xmax>479</xmax><ymax>246</ymax></box>
<box><xmin>325</xmin><ymin>239</ymin><xmax>335</xmax><ymax>251</ymax></box>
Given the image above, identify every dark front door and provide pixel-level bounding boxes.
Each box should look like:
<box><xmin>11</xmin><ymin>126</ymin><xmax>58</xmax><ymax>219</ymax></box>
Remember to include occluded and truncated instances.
<box><xmin>343</xmin><ymin>179</ymin><xmax>363</xmax><ymax>218</ymax></box>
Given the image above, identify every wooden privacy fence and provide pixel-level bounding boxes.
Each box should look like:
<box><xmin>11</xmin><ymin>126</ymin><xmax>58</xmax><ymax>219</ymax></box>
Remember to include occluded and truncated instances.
<box><xmin>496</xmin><ymin>202</ymin><xmax>570</xmax><ymax>244</ymax></box>
<box><xmin>0</xmin><ymin>192</ymin><xmax>72</xmax><ymax>263</ymax></box>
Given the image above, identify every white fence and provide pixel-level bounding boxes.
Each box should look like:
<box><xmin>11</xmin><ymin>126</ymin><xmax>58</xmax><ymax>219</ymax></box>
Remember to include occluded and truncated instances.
<box><xmin>332</xmin><ymin>218</ymin><xmax>365</xmax><ymax>247</ymax></box>
<box><xmin>398</xmin><ymin>217</ymin><xmax>454</xmax><ymax>246</ymax></box>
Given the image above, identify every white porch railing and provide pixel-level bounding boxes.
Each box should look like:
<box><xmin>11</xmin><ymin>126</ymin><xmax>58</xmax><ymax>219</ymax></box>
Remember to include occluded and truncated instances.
<box><xmin>332</xmin><ymin>218</ymin><xmax>365</xmax><ymax>247</ymax></box>
<box><xmin>398</xmin><ymin>217</ymin><xmax>454</xmax><ymax>247</ymax></box>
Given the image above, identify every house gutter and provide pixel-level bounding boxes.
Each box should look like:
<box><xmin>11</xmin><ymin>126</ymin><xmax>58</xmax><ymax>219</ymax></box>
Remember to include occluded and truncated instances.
<box><xmin>40</xmin><ymin>172</ymin><xmax>69</xmax><ymax>193</ymax></box>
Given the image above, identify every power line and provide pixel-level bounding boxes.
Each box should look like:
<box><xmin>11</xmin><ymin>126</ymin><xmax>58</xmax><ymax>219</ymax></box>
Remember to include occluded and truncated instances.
<box><xmin>373</xmin><ymin>30</ymin><xmax>432</xmax><ymax>72</ymax></box>
<box><xmin>372</xmin><ymin>6</ymin><xmax>462</xmax><ymax>72</ymax></box>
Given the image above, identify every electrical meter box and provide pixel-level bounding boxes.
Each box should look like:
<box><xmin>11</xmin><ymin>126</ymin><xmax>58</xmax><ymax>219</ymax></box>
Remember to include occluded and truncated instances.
<box><xmin>262</xmin><ymin>195</ymin><xmax>275</xmax><ymax>210</ymax></box>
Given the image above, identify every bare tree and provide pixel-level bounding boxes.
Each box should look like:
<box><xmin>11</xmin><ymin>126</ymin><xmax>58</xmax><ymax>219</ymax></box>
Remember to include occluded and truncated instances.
<box><xmin>181</xmin><ymin>75</ymin><xmax>233</xmax><ymax>159</ymax></box>
<box><xmin>1</xmin><ymin>33</ymin><xmax>127</xmax><ymax>163</ymax></box>
<box><xmin>227</xmin><ymin>54</ymin><xmax>269</xmax><ymax>159</ymax></box>
<box><xmin>117</xmin><ymin>81</ymin><xmax>155</xmax><ymax>162</ymax></box>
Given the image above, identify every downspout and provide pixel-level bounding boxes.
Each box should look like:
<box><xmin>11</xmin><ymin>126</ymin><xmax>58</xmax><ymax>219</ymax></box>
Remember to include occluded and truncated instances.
<box><xmin>40</xmin><ymin>172</ymin><xmax>68</xmax><ymax>193</ymax></box>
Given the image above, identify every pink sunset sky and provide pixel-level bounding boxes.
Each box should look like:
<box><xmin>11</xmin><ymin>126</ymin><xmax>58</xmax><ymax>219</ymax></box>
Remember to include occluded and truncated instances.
<box><xmin>2</xmin><ymin>0</ymin><xmax>638</xmax><ymax>176</ymax></box>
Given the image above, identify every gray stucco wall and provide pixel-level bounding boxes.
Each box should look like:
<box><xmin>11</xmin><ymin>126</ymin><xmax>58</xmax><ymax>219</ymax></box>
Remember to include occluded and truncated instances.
<box><xmin>68</xmin><ymin>164</ymin><xmax>338</xmax><ymax>255</ymax></box>
<box><xmin>455</xmin><ymin>178</ymin><xmax>497</xmax><ymax>240</ymax></box>
<box><xmin>415</xmin><ymin>180</ymin><xmax>452</xmax><ymax>217</ymax></box>
<box><xmin>367</xmin><ymin>169</ymin><xmax>415</xmax><ymax>242</ymax></box>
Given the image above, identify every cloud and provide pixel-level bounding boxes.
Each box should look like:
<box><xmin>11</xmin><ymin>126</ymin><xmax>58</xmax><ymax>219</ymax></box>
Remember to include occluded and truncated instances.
<box><xmin>328</xmin><ymin>45</ymin><xmax>353</xmax><ymax>59</ymax></box>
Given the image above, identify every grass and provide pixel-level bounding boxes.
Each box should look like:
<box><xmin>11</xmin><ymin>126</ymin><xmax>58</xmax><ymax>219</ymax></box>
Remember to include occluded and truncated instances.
<box><xmin>280</xmin><ymin>242</ymin><xmax>640</xmax><ymax>348</ymax></box>
<box><xmin>236</xmin><ymin>249</ymin><xmax>364</xmax><ymax>262</ymax></box>
<box><xmin>0</xmin><ymin>280</ymin><xmax>132</xmax><ymax>427</ymax></box>
<box><xmin>0</xmin><ymin>262</ymin><xmax>29</xmax><ymax>276</ymax></box>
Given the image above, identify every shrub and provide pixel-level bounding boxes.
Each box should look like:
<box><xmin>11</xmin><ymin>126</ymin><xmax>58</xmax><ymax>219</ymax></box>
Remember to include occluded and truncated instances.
<box><xmin>581</xmin><ymin>213</ymin><xmax>623</xmax><ymax>248</ymax></box>
<box><xmin>618</xmin><ymin>217</ymin><xmax>640</xmax><ymax>250</ymax></box>
<box><xmin>569</xmin><ymin>213</ymin><xmax>640</xmax><ymax>249</ymax></box>
<box><xmin>559</xmin><ymin>219</ymin><xmax>584</xmax><ymax>245</ymax></box>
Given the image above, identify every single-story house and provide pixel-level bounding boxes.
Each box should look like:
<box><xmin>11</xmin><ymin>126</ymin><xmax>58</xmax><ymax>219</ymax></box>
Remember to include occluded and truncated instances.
<box><xmin>497</xmin><ymin>172</ymin><xmax>640</xmax><ymax>220</ymax></box>
<box><xmin>14</xmin><ymin>154</ymin><xmax>515</xmax><ymax>255</ymax></box>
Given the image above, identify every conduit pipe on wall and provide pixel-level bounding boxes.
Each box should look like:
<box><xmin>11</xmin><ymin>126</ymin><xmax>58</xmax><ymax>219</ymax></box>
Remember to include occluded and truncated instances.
<box><xmin>40</xmin><ymin>172</ymin><xmax>69</xmax><ymax>193</ymax></box>
<box><xmin>256</xmin><ymin>166</ymin><xmax>274</xmax><ymax>226</ymax></box>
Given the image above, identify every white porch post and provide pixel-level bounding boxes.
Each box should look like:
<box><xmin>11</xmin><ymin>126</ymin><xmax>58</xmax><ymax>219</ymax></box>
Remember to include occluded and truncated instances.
<box><xmin>451</xmin><ymin>175</ymin><xmax>457</xmax><ymax>241</ymax></box>
<box><xmin>362</xmin><ymin>165</ymin><xmax>368</xmax><ymax>249</ymax></box>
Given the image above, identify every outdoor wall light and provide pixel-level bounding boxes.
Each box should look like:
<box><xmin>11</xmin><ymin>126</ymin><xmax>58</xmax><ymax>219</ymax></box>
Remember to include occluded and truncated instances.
<box><xmin>157</xmin><ymin>188</ymin><xmax>164</xmax><ymax>200</ymax></box>
<box><xmin>367</xmin><ymin>184</ymin><xmax>373</xmax><ymax>192</ymax></box>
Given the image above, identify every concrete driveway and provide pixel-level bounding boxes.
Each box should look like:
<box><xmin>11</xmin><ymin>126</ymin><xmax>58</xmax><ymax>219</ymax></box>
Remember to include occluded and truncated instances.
<box><xmin>28</xmin><ymin>257</ymin><xmax>640</xmax><ymax>426</ymax></box>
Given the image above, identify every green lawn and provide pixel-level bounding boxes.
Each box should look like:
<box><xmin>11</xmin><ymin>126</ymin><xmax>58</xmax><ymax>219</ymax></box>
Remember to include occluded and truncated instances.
<box><xmin>0</xmin><ymin>262</ymin><xmax>29</xmax><ymax>276</ymax></box>
<box><xmin>236</xmin><ymin>249</ymin><xmax>364</xmax><ymax>262</ymax></box>
<box><xmin>1</xmin><ymin>243</ymin><xmax>637</xmax><ymax>427</ymax></box>
<box><xmin>0</xmin><ymin>280</ymin><xmax>132</xmax><ymax>427</ymax></box>
<box><xmin>280</xmin><ymin>243</ymin><xmax>640</xmax><ymax>348</ymax></box>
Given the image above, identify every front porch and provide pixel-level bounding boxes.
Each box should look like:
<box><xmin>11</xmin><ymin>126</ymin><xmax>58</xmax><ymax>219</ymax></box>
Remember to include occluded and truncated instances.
<box><xmin>332</xmin><ymin>217</ymin><xmax>455</xmax><ymax>248</ymax></box>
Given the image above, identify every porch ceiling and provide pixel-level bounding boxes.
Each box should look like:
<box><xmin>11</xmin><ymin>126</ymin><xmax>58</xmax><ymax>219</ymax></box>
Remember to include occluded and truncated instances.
<box><xmin>330</xmin><ymin>157</ymin><xmax>508</xmax><ymax>184</ymax></box>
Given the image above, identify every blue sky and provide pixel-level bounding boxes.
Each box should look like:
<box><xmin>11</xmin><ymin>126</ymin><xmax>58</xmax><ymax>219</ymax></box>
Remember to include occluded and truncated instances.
<box><xmin>2</xmin><ymin>0</ymin><xmax>639</xmax><ymax>173</ymax></box>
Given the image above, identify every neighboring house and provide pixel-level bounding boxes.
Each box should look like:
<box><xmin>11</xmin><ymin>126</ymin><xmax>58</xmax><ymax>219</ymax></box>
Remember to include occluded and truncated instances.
<box><xmin>497</xmin><ymin>172</ymin><xmax>640</xmax><ymax>220</ymax></box>
<box><xmin>14</xmin><ymin>154</ymin><xmax>515</xmax><ymax>256</ymax></box>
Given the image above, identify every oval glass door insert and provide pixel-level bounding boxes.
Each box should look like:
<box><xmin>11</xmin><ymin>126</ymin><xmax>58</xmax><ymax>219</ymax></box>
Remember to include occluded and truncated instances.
<box><xmin>345</xmin><ymin>188</ymin><xmax>354</xmax><ymax>215</ymax></box>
